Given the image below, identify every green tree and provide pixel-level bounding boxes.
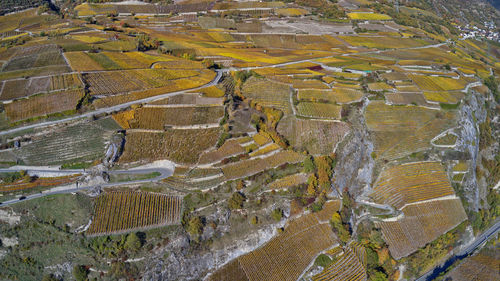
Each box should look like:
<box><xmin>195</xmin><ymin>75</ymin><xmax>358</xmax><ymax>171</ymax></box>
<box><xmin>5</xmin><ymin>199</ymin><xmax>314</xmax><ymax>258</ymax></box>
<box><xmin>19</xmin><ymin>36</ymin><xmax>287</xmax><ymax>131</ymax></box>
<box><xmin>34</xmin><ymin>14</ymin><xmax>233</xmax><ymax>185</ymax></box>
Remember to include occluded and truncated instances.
<box><xmin>303</xmin><ymin>156</ymin><xmax>315</xmax><ymax>173</ymax></box>
<box><xmin>187</xmin><ymin>216</ymin><xmax>203</xmax><ymax>237</ymax></box>
<box><xmin>250</xmin><ymin>215</ymin><xmax>258</xmax><ymax>225</ymax></box>
<box><xmin>271</xmin><ymin>208</ymin><xmax>283</xmax><ymax>222</ymax></box>
<box><xmin>108</xmin><ymin>261</ymin><xmax>138</xmax><ymax>279</ymax></box>
<box><xmin>42</xmin><ymin>274</ymin><xmax>59</xmax><ymax>281</ymax></box>
<box><xmin>228</xmin><ymin>192</ymin><xmax>246</xmax><ymax>210</ymax></box>
<box><xmin>124</xmin><ymin>233</ymin><xmax>142</xmax><ymax>252</ymax></box>
<box><xmin>331</xmin><ymin>212</ymin><xmax>350</xmax><ymax>243</ymax></box>
<box><xmin>136</xmin><ymin>34</ymin><xmax>159</xmax><ymax>51</ymax></box>
<box><xmin>370</xmin><ymin>270</ymin><xmax>388</xmax><ymax>281</ymax></box>
<box><xmin>307</xmin><ymin>174</ymin><xmax>318</xmax><ymax>195</ymax></box>
<box><xmin>484</xmin><ymin>75</ymin><xmax>499</xmax><ymax>102</ymax></box>
<box><xmin>73</xmin><ymin>265</ymin><xmax>89</xmax><ymax>281</ymax></box>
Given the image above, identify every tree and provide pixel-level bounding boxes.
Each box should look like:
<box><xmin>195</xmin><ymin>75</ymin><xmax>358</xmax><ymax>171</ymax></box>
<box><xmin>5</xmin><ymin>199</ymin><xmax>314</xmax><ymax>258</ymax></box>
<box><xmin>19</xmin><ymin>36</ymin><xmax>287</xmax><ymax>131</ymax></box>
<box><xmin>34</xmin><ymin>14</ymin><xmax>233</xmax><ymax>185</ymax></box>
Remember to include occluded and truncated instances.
<box><xmin>331</xmin><ymin>212</ymin><xmax>350</xmax><ymax>243</ymax></box>
<box><xmin>307</xmin><ymin>174</ymin><xmax>318</xmax><ymax>195</ymax></box>
<box><xmin>109</xmin><ymin>261</ymin><xmax>138</xmax><ymax>279</ymax></box>
<box><xmin>73</xmin><ymin>265</ymin><xmax>89</xmax><ymax>281</ymax></box>
<box><xmin>484</xmin><ymin>75</ymin><xmax>499</xmax><ymax>102</ymax></box>
<box><xmin>250</xmin><ymin>216</ymin><xmax>258</xmax><ymax>225</ymax></box>
<box><xmin>42</xmin><ymin>274</ymin><xmax>59</xmax><ymax>281</ymax></box>
<box><xmin>236</xmin><ymin>180</ymin><xmax>245</xmax><ymax>191</ymax></box>
<box><xmin>271</xmin><ymin>208</ymin><xmax>283</xmax><ymax>222</ymax></box>
<box><xmin>187</xmin><ymin>216</ymin><xmax>203</xmax><ymax>237</ymax></box>
<box><xmin>315</xmin><ymin>156</ymin><xmax>334</xmax><ymax>192</ymax></box>
<box><xmin>136</xmin><ymin>34</ymin><xmax>159</xmax><ymax>51</ymax></box>
<box><xmin>228</xmin><ymin>192</ymin><xmax>246</xmax><ymax>210</ymax></box>
<box><xmin>124</xmin><ymin>233</ymin><xmax>142</xmax><ymax>252</ymax></box>
<box><xmin>303</xmin><ymin>156</ymin><xmax>315</xmax><ymax>173</ymax></box>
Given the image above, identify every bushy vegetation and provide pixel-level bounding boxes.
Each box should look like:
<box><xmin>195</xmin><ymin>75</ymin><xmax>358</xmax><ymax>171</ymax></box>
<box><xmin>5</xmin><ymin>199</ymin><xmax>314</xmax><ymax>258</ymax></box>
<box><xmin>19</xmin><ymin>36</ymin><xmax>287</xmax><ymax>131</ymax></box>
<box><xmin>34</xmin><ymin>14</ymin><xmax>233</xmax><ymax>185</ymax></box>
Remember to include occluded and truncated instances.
<box><xmin>483</xmin><ymin>75</ymin><xmax>499</xmax><ymax>102</ymax></box>
<box><xmin>402</xmin><ymin>222</ymin><xmax>466</xmax><ymax>278</ymax></box>
<box><xmin>228</xmin><ymin>192</ymin><xmax>246</xmax><ymax>210</ymax></box>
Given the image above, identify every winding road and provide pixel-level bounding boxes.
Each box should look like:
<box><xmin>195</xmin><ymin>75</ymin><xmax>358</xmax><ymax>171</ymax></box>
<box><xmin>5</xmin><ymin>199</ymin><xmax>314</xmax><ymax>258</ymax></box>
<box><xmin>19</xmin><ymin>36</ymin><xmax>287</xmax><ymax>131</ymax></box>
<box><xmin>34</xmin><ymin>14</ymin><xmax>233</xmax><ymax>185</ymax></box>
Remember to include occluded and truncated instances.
<box><xmin>0</xmin><ymin>38</ymin><xmax>458</xmax><ymax>207</ymax></box>
<box><xmin>0</xmin><ymin>167</ymin><xmax>174</xmax><ymax>207</ymax></box>
<box><xmin>0</xmin><ymin>70</ymin><xmax>224</xmax><ymax>137</ymax></box>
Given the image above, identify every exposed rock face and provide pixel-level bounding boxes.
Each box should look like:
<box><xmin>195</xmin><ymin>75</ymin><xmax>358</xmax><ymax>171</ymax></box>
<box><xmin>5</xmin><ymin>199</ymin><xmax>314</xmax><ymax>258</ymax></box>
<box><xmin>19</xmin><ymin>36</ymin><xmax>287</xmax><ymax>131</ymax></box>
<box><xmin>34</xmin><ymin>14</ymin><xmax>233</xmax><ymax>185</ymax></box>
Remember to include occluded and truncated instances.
<box><xmin>331</xmin><ymin>98</ymin><xmax>375</xmax><ymax>198</ymax></box>
<box><xmin>142</xmin><ymin>207</ymin><xmax>286</xmax><ymax>281</ymax></box>
<box><xmin>454</xmin><ymin>91</ymin><xmax>487</xmax><ymax>211</ymax></box>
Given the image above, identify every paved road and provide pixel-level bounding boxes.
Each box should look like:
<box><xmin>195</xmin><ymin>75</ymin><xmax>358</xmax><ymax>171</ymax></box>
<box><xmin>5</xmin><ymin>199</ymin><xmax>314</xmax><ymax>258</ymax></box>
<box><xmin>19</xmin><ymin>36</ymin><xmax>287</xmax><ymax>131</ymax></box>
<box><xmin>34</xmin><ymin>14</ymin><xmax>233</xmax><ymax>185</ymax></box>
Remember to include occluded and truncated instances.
<box><xmin>416</xmin><ymin>219</ymin><xmax>500</xmax><ymax>281</ymax></box>
<box><xmin>0</xmin><ymin>38</ymin><xmax>451</xmax><ymax>138</ymax></box>
<box><xmin>0</xmin><ymin>70</ymin><xmax>224</xmax><ymax>137</ymax></box>
<box><xmin>0</xmin><ymin>168</ymin><xmax>84</xmax><ymax>174</ymax></box>
<box><xmin>0</xmin><ymin>167</ymin><xmax>173</xmax><ymax>207</ymax></box>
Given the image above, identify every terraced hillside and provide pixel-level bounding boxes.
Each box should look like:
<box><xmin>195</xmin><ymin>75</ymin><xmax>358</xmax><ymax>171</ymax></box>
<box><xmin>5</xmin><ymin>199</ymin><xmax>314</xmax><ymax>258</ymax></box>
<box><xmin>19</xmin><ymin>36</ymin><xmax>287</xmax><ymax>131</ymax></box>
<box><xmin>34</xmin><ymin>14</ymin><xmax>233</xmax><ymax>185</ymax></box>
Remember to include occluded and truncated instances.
<box><xmin>209</xmin><ymin>207</ymin><xmax>340</xmax><ymax>281</ymax></box>
<box><xmin>87</xmin><ymin>191</ymin><xmax>182</xmax><ymax>236</ymax></box>
<box><xmin>0</xmin><ymin>1</ymin><xmax>498</xmax><ymax>281</ymax></box>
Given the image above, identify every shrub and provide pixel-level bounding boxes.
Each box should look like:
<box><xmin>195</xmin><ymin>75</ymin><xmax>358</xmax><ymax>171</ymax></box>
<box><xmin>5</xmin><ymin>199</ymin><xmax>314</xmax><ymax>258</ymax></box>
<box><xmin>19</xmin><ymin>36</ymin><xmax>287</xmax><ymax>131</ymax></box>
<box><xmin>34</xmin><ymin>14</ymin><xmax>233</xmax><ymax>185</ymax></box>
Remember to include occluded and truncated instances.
<box><xmin>73</xmin><ymin>265</ymin><xmax>89</xmax><ymax>281</ymax></box>
<box><xmin>124</xmin><ymin>233</ymin><xmax>142</xmax><ymax>252</ymax></box>
<box><xmin>187</xmin><ymin>216</ymin><xmax>204</xmax><ymax>237</ymax></box>
<box><xmin>271</xmin><ymin>208</ymin><xmax>283</xmax><ymax>222</ymax></box>
<box><xmin>228</xmin><ymin>192</ymin><xmax>246</xmax><ymax>210</ymax></box>
<box><xmin>250</xmin><ymin>216</ymin><xmax>258</xmax><ymax>225</ymax></box>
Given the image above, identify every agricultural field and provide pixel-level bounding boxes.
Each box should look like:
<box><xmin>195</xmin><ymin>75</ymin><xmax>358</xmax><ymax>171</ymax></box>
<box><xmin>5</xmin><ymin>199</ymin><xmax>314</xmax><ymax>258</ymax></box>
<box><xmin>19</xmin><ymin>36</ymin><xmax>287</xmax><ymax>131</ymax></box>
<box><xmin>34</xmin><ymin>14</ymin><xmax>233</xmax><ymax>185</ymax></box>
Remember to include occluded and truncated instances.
<box><xmin>297</xmin><ymin>102</ymin><xmax>342</xmax><ymax>120</ymax></box>
<box><xmin>313</xmin><ymin>243</ymin><xmax>367</xmax><ymax>281</ymax></box>
<box><xmin>423</xmin><ymin>91</ymin><xmax>465</xmax><ymax>104</ymax></box>
<box><xmin>347</xmin><ymin>12</ymin><xmax>392</xmax><ymax>20</ymax></box>
<box><xmin>447</xmin><ymin>251</ymin><xmax>500</xmax><ymax>281</ymax></box>
<box><xmin>119</xmin><ymin>128</ymin><xmax>220</xmax><ymax>164</ymax></box>
<box><xmin>221</xmin><ymin>150</ymin><xmax>304</xmax><ymax>180</ymax></box>
<box><xmin>151</xmin><ymin>93</ymin><xmax>223</xmax><ymax>105</ymax></box>
<box><xmin>209</xmin><ymin>211</ymin><xmax>337</xmax><ymax>281</ymax></box>
<box><xmin>367</xmin><ymin>82</ymin><xmax>393</xmax><ymax>92</ymax></box>
<box><xmin>0</xmin><ymin>174</ymin><xmax>80</xmax><ymax>192</ymax></box>
<box><xmin>241</xmin><ymin>77</ymin><xmax>292</xmax><ymax>114</ymax></box>
<box><xmin>376</xmin><ymin>198</ymin><xmax>467</xmax><ymax>259</ymax></box>
<box><xmin>14</xmin><ymin>118</ymin><xmax>120</xmax><ymax>166</ymax></box>
<box><xmin>115</xmin><ymin>105</ymin><xmax>224</xmax><ymax>129</ymax></box>
<box><xmin>87</xmin><ymin>191</ymin><xmax>182</xmax><ymax>236</ymax></box>
<box><xmin>93</xmin><ymin>70</ymin><xmax>216</xmax><ymax>107</ymax></box>
<box><xmin>4</xmin><ymin>89</ymin><xmax>85</xmax><ymax>123</ymax></box>
<box><xmin>0</xmin><ymin>1</ymin><xmax>498</xmax><ymax>281</ymax></box>
<box><xmin>65</xmin><ymin>51</ymin><xmax>182</xmax><ymax>71</ymax></box>
<box><xmin>408</xmin><ymin>74</ymin><xmax>468</xmax><ymax>91</ymax></box>
<box><xmin>365</xmin><ymin>101</ymin><xmax>456</xmax><ymax>160</ymax></box>
<box><xmin>277</xmin><ymin>116</ymin><xmax>350</xmax><ymax>155</ymax></box>
<box><xmin>339</xmin><ymin>36</ymin><xmax>429</xmax><ymax>49</ymax></box>
<box><xmin>268</xmin><ymin>173</ymin><xmax>308</xmax><ymax>190</ymax></box>
<box><xmin>371</xmin><ymin>162</ymin><xmax>455</xmax><ymax>210</ymax></box>
<box><xmin>199</xmin><ymin>139</ymin><xmax>247</xmax><ymax>165</ymax></box>
<box><xmin>385</xmin><ymin>92</ymin><xmax>429</xmax><ymax>106</ymax></box>
<box><xmin>0</xmin><ymin>73</ymin><xmax>82</xmax><ymax>101</ymax></box>
<box><xmin>83</xmin><ymin>69</ymin><xmax>201</xmax><ymax>96</ymax></box>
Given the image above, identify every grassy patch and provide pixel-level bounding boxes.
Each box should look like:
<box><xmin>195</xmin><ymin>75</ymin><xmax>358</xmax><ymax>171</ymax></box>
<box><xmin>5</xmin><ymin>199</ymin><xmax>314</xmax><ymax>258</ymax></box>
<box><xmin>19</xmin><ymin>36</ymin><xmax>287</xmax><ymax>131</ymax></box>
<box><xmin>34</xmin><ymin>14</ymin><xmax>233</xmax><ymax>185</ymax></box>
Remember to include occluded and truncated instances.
<box><xmin>439</xmin><ymin>102</ymin><xmax>461</xmax><ymax>110</ymax></box>
<box><xmin>108</xmin><ymin>172</ymin><xmax>161</xmax><ymax>183</ymax></box>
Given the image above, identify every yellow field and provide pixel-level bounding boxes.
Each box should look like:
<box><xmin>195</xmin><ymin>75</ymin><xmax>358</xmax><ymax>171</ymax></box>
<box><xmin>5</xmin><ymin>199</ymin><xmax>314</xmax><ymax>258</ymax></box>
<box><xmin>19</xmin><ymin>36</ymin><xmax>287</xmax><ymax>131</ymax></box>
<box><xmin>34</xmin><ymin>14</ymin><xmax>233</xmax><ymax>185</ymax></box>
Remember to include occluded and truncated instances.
<box><xmin>268</xmin><ymin>173</ymin><xmax>308</xmax><ymax>190</ymax></box>
<box><xmin>408</xmin><ymin>74</ymin><xmax>468</xmax><ymax>91</ymax></box>
<box><xmin>365</xmin><ymin>101</ymin><xmax>456</xmax><ymax>160</ymax></box>
<box><xmin>348</xmin><ymin>12</ymin><xmax>392</xmax><ymax>20</ymax></box>
<box><xmin>372</xmin><ymin>161</ymin><xmax>455</xmax><ymax>209</ymax></box>
<box><xmin>423</xmin><ymin>91</ymin><xmax>464</xmax><ymax>104</ymax></box>
<box><xmin>276</xmin><ymin>8</ymin><xmax>308</xmax><ymax>17</ymax></box>
<box><xmin>71</xmin><ymin>35</ymin><xmax>105</xmax><ymax>43</ymax></box>
<box><xmin>340</xmin><ymin>36</ymin><xmax>427</xmax><ymax>49</ymax></box>
<box><xmin>368</xmin><ymin>82</ymin><xmax>393</xmax><ymax>91</ymax></box>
